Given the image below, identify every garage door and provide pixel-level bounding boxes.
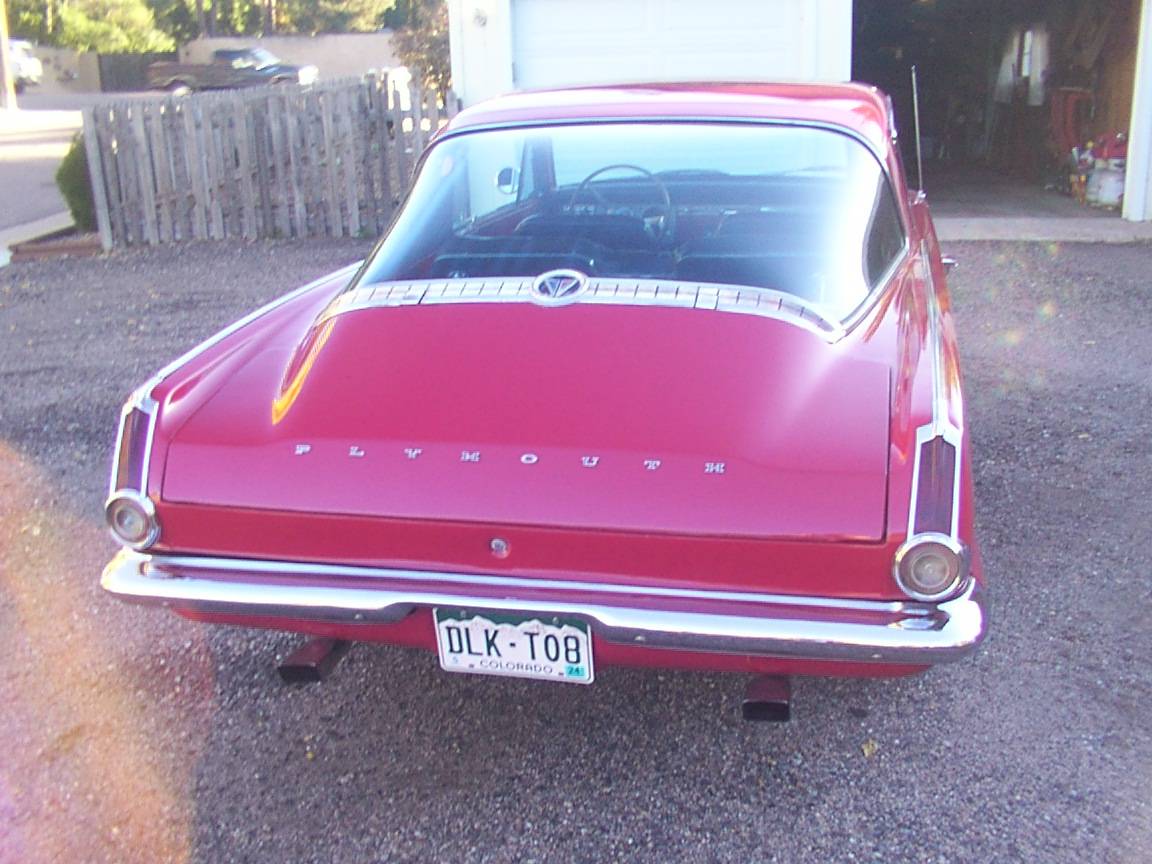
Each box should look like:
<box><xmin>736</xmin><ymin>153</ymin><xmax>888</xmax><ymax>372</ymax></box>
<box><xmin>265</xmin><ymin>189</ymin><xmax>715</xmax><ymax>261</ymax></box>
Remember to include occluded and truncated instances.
<box><xmin>510</xmin><ymin>0</ymin><xmax>851</xmax><ymax>89</ymax></box>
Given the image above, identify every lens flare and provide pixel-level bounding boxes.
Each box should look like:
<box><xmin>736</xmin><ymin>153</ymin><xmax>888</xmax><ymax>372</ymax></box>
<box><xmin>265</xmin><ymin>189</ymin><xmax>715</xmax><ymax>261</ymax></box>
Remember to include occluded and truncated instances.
<box><xmin>0</xmin><ymin>443</ymin><xmax>214</xmax><ymax>863</ymax></box>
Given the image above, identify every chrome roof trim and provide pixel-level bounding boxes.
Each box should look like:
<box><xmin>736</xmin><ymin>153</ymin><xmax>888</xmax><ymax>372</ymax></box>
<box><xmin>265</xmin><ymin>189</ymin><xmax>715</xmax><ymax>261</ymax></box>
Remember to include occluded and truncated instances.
<box><xmin>325</xmin><ymin>276</ymin><xmax>845</xmax><ymax>340</ymax></box>
<box><xmin>437</xmin><ymin>117</ymin><xmax>891</xmax><ymax>168</ymax></box>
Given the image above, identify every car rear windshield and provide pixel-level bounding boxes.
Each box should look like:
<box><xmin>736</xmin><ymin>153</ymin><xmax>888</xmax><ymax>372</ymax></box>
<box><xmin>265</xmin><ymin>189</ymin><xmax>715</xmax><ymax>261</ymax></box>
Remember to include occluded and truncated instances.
<box><xmin>356</xmin><ymin>122</ymin><xmax>906</xmax><ymax>321</ymax></box>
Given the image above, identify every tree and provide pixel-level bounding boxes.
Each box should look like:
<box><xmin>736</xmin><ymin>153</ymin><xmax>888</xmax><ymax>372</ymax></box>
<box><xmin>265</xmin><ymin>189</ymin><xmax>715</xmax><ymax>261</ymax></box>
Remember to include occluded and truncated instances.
<box><xmin>7</xmin><ymin>0</ymin><xmax>58</xmax><ymax>42</ymax></box>
<box><xmin>57</xmin><ymin>0</ymin><xmax>174</xmax><ymax>52</ymax></box>
<box><xmin>278</xmin><ymin>0</ymin><xmax>394</xmax><ymax>35</ymax></box>
<box><xmin>7</xmin><ymin>0</ymin><xmax>177</xmax><ymax>52</ymax></box>
<box><xmin>391</xmin><ymin>0</ymin><xmax>448</xmax><ymax>95</ymax></box>
<box><xmin>7</xmin><ymin>0</ymin><xmax>406</xmax><ymax>48</ymax></box>
<box><xmin>147</xmin><ymin>0</ymin><xmax>200</xmax><ymax>44</ymax></box>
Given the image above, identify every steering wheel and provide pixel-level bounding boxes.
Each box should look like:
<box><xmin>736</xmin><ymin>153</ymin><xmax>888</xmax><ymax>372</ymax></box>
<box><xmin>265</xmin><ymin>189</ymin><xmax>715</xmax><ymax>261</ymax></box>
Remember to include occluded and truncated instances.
<box><xmin>569</xmin><ymin>164</ymin><xmax>676</xmax><ymax>244</ymax></box>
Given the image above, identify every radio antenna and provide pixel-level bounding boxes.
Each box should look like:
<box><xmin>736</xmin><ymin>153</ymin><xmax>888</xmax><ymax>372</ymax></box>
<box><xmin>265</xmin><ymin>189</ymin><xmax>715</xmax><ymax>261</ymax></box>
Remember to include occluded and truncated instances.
<box><xmin>911</xmin><ymin>65</ymin><xmax>924</xmax><ymax>192</ymax></box>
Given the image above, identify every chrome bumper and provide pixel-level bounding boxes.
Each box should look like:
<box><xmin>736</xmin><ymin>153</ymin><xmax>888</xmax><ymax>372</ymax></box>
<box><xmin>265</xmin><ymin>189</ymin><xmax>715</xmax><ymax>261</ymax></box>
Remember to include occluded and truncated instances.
<box><xmin>102</xmin><ymin>551</ymin><xmax>987</xmax><ymax>665</ymax></box>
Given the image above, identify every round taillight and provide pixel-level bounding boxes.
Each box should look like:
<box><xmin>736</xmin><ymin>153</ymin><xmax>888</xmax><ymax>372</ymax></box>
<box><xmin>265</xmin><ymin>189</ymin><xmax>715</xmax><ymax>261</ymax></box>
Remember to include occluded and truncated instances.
<box><xmin>105</xmin><ymin>492</ymin><xmax>160</xmax><ymax>549</ymax></box>
<box><xmin>893</xmin><ymin>533</ymin><xmax>968</xmax><ymax>601</ymax></box>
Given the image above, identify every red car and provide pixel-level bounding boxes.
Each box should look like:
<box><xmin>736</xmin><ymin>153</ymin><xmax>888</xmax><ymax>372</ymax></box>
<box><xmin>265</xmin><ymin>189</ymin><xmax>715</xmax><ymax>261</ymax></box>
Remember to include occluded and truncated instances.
<box><xmin>102</xmin><ymin>83</ymin><xmax>986</xmax><ymax>720</ymax></box>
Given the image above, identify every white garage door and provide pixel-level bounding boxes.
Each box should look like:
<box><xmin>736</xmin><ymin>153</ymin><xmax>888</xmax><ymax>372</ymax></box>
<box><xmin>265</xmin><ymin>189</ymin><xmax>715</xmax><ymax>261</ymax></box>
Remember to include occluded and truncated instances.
<box><xmin>510</xmin><ymin>0</ymin><xmax>851</xmax><ymax>90</ymax></box>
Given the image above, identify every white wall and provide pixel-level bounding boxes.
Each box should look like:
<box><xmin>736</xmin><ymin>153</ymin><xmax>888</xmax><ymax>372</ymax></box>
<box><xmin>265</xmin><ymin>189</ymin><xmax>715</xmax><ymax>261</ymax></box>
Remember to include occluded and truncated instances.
<box><xmin>448</xmin><ymin>0</ymin><xmax>515</xmax><ymax>107</ymax></box>
<box><xmin>19</xmin><ymin>46</ymin><xmax>101</xmax><ymax>94</ymax></box>
<box><xmin>180</xmin><ymin>32</ymin><xmax>400</xmax><ymax>80</ymax></box>
<box><xmin>448</xmin><ymin>0</ymin><xmax>852</xmax><ymax>107</ymax></box>
<box><xmin>1124</xmin><ymin>0</ymin><xmax>1152</xmax><ymax>221</ymax></box>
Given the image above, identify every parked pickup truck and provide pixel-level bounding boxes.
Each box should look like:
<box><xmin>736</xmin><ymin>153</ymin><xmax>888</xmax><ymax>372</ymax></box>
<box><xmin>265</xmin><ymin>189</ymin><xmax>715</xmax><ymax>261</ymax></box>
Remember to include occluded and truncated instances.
<box><xmin>147</xmin><ymin>48</ymin><xmax>318</xmax><ymax>93</ymax></box>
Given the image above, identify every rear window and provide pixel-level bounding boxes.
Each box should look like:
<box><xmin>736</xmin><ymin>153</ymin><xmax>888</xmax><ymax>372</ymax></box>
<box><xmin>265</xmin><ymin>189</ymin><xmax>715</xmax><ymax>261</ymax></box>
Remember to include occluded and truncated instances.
<box><xmin>357</xmin><ymin>123</ymin><xmax>906</xmax><ymax>320</ymax></box>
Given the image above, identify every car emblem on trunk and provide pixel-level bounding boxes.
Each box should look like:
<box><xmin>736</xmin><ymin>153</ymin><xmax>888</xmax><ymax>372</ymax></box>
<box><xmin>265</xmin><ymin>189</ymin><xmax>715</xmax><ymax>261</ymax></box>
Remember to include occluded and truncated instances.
<box><xmin>531</xmin><ymin>269</ymin><xmax>589</xmax><ymax>306</ymax></box>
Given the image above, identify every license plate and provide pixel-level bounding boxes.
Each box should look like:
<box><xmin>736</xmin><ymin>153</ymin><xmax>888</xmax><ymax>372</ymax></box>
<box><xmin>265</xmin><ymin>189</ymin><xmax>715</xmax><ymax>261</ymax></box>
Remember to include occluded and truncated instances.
<box><xmin>433</xmin><ymin>609</ymin><xmax>594</xmax><ymax>684</ymax></box>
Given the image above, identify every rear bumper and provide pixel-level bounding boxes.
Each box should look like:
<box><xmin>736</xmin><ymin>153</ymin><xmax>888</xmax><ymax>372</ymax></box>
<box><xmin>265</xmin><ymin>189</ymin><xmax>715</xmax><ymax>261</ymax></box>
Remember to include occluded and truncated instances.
<box><xmin>102</xmin><ymin>550</ymin><xmax>987</xmax><ymax>665</ymax></box>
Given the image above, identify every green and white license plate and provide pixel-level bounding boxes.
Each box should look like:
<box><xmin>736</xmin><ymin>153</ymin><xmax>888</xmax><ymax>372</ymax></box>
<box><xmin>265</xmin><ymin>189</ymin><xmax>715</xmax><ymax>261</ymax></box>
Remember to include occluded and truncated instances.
<box><xmin>433</xmin><ymin>609</ymin><xmax>594</xmax><ymax>684</ymax></box>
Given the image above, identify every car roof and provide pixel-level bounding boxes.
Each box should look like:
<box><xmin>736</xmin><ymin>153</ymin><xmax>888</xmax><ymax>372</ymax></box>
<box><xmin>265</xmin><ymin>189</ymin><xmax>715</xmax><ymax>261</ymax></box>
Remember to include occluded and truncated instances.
<box><xmin>443</xmin><ymin>82</ymin><xmax>896</xmax><ymax>155</ymax></box>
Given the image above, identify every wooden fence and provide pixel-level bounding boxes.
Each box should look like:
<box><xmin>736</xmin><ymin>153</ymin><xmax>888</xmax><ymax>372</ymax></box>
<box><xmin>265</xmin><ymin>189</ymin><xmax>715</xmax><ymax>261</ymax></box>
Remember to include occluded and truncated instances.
<box><xmin>82</xmin><ymin>75</ymin><xmax>459</xmax><ymax>248</ymax></box>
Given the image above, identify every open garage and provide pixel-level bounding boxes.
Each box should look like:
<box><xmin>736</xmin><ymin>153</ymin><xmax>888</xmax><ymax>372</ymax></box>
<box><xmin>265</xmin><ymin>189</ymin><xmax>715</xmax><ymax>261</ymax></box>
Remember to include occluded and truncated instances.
<box><xmin>854</xmin><ymin>0</ymin><xmax>1151</xmax><ymax>220</ymax></box>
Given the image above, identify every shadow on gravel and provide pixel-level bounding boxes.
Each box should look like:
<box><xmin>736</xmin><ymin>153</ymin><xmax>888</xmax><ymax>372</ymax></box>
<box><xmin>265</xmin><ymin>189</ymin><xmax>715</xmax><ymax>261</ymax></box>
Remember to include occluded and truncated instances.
<box><xmin>187</xmin><ymin>633</ymin><xmax>925</xmax><ymax>863</ymax></box>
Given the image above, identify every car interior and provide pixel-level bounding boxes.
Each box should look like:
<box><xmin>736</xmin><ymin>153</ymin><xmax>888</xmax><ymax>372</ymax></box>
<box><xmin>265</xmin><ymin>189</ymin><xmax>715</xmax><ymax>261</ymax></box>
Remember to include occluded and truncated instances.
<box><xmin>427</xmin><ymin>172</ymin><xmax>897</xmax><ymax>309</ymax></box>
<box><xmin>359</xmin><ymin>126</ymin><xmax>907</xmax><ymax>318</ymax></box>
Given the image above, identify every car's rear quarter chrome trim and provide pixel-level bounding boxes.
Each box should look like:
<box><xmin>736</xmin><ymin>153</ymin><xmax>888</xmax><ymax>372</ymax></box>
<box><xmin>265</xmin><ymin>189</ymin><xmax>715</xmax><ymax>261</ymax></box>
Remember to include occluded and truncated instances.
<box><xmin>103</xmin><ymin>551</ymin><xmax>986</xmax><ymax>665</ymax></box>
<box><xmin>907</xmin><ymin>242</ymin><xmax>964</xmax><ymax>540</ymax></box>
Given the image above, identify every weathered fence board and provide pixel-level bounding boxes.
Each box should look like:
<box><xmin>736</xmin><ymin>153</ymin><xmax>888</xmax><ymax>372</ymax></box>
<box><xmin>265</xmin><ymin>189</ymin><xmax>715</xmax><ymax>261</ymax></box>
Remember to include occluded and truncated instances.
<box><xmin>86</xmin><ymin>78</ymin><xmax>459</xmax><ymax>248</ymax></box>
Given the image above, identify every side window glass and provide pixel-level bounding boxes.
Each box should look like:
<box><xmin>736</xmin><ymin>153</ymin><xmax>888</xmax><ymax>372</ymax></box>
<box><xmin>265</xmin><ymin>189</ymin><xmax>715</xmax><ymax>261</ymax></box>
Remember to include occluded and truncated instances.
<box><xmin>457</xmin><ymin>137</ymin><xmax>526</xmax><ymax>229</ymax></box>
<box><xmin>866</xmin><ymin>184</ymin><xmax>905</xmax><ymax>285</ymax></box>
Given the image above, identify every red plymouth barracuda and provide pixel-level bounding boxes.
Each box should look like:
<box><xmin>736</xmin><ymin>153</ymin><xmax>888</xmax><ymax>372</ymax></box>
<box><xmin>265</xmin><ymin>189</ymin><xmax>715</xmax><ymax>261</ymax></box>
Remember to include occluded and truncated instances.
<box><xmin>101</xmin><ymin>83</ymin><xmax>986</xmax><ymax>720</ymax></box>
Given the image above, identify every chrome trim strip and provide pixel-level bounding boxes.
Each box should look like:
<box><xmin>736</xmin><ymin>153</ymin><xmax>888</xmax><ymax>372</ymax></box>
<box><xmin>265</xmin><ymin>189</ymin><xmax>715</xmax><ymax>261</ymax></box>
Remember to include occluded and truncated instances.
<box><xmin>923</xmin><ymin>245</ymin><xmax>952</xmax><ymax>436</ymax></box>
<box><xmin>325</xmin><ymin>277</ymin><xmax>844</xmax><ymax>340</ymax></box>
<box><xmin>137</xmin><ymin>552</ymin><xmax>921</xmax><ymax>612</ymax></box>
<box><xmin>905</xmin><ymin>242</ymin><xmax>964</xmax><ymax>544</ymax></box>
<box><xmin>109</xmin><ymin>402</ymin><xmax>131</xmax><ymax>497</ymax></box>
<box><xmin>102</xmin><ymin>551</ymin><xmax>986</xmax><ymax>664</ymax></box>
<box><xmin>108</xmin><ymin>396</ymin><xmax>158</xmax><ymax>497</ymax></box>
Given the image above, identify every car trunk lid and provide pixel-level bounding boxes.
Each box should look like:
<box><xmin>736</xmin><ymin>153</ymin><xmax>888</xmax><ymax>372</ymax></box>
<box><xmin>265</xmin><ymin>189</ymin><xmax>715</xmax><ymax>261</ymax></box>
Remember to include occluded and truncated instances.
<box><xmin>161</xmin><ymin>302</ymin><xmax>890</xmax><ymax>541</ymax></box>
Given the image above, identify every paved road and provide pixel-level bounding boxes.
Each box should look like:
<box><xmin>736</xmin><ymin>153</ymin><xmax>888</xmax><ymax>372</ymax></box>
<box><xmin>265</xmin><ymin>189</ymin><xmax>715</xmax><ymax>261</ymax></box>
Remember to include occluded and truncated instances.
<box><xmin>0</xmin><ymin>240</ymin><xmax>1149</xmax><ymax>863</ymax></box>
<box><xmin>0</xmin><ymin>92</ymin><xmax>159</xmax><ymax>234</ymax></box>
<box><xmin>0</xmin><ymin>107</ymin><xmax>79</xmax><ymax>230</ymax></box>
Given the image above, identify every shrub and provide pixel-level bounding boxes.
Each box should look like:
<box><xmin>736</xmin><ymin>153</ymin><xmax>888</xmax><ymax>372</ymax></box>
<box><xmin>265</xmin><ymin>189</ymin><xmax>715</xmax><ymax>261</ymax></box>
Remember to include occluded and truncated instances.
<box><xmin>55</xmin><ymin>135</ymin><xmax>97</xmax><ymax>233</ymax></box>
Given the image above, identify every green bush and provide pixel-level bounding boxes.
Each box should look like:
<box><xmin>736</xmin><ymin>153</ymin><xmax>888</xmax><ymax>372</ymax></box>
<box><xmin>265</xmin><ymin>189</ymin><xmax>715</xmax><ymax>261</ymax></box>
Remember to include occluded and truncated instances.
<box><xmin>55</xmin><ymin>135</ymin><xmax>97</xmax><ymax>233</ymax></box>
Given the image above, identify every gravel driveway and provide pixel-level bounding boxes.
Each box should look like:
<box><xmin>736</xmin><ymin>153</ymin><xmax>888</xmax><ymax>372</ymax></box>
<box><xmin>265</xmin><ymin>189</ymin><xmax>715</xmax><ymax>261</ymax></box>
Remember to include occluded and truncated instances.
<box><xmin>1</xmin><ymin>239</ymin><xmax>1149</xmax><ymax>863</ymax></box>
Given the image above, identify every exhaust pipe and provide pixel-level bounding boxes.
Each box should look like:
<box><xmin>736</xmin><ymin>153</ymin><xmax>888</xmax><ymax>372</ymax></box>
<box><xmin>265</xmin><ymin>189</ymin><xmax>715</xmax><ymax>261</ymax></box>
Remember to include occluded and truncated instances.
<box><xmin>278</xmin><ymin>637</ymin><xmax>352</xmax><ymax>684</ymax></box>
<box><xmin>742</xmin><ymin>675</ymin><xmax>792</xmax><ymax>722</ymax></box>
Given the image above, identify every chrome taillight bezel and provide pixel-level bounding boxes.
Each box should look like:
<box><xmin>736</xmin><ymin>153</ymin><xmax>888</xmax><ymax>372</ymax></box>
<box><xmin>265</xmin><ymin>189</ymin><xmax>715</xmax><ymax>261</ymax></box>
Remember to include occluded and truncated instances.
<box><xmin>110</xmin><ymin>393</ymin><xmax>158</xmax><ymax>496</ymax></box>
<box><xmin>107</xmin><ymin>391</ymin><xmax>161</xmax><ymax>550</ymax></box>
<box><xmin>105</xmin><ymin>489</ymin><xmax>161</xmax><ymax>550</ymax></box>
<box><xmin>893</xmin><ymin>532</ymin><xmax>969</xmax><ymax>602</ymax></box>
